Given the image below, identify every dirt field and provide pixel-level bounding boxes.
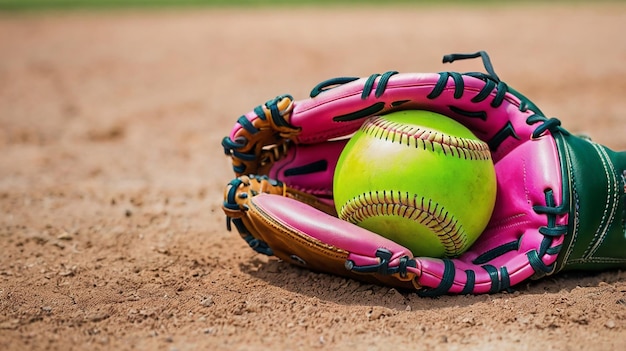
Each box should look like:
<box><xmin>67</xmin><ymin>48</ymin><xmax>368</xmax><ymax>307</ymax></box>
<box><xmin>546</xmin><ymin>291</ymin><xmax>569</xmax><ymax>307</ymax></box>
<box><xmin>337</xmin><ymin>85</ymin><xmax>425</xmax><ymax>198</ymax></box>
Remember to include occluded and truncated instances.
<box><xmin>1</xmin><ymin>4</ymin><xmax>625</xmax><ymax>350</ymax></box>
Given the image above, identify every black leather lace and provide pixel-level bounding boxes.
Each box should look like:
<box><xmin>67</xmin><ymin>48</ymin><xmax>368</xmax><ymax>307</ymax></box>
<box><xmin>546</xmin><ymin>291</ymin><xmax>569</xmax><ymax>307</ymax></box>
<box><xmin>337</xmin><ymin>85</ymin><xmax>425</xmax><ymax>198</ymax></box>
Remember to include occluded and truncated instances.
<box><xmin>224</xmin><ymin>176</ymin><xmax>275</xmax><ymax>256</ymax></box>
<box><xmin>222</xmin><ymin>95</ymin><xmax>294</xmax><ymax>174</ymax></box>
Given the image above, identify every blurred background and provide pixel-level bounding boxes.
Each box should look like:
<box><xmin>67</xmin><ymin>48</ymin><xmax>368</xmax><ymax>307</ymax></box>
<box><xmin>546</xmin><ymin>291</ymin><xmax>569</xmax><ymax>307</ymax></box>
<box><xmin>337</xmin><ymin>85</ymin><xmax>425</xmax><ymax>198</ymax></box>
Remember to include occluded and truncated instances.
<box><xmin>1</xmin><ymin>0</ymin><xmax>607</xmax><ymax>11</ymax></box>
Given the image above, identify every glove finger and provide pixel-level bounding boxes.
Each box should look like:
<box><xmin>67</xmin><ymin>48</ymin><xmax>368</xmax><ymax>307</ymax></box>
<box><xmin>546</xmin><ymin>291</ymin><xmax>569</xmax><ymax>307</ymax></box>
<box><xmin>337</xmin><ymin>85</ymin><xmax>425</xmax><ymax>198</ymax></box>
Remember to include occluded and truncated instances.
<box><xmin>247</xmin><ymin>193</ymin><xmax>423</xmax><ymax>290</ymax></box>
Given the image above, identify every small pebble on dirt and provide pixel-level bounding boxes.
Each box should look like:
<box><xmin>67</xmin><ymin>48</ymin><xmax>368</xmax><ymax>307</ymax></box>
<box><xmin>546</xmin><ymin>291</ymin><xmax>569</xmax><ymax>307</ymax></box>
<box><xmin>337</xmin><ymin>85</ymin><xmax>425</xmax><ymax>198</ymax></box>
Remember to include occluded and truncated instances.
<box><xmin>57</xmin><ymin>231</ymin><xmax>72</xmax><ymax>240</ymax></box>
<box><xmin>201</xmin><ymin>297</ymin><xmax>214</xmax><ymax>307</ymax></box>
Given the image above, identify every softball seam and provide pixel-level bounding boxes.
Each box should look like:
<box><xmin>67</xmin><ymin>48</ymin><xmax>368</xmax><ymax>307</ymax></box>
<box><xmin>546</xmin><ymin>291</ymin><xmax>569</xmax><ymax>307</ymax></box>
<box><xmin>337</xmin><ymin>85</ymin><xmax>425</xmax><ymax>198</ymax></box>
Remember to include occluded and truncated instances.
<box><xmin>339</xmin><ymin>190</ymin><xmax>469</xmax><ymax>256</ymax></box>
<box><xmin>362</xmin><ymin>116</ymin><xmax>491</xmax><ymax>160</ymax></box>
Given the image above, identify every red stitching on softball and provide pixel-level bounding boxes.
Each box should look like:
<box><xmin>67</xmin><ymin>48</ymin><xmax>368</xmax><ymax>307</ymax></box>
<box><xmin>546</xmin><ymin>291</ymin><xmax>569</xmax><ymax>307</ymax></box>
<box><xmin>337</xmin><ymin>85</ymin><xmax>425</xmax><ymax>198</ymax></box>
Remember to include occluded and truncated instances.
<box><xmin>362</xmin><ymin>116</ymin><xmax>491</xmax><ymax>161</ymax></box>
<box><xmin>339</xmin><ymin>190</ymin><xmax>469</xmax><ymax>256</ymax></box>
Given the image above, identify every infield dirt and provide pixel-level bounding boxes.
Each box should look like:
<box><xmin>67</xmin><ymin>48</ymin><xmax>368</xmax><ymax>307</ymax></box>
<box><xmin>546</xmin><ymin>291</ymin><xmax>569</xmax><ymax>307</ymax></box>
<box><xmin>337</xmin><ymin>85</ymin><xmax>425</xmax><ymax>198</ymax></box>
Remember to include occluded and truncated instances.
<box><xmin>1</xmin><ymin>4</ymin><xmax>625</xmax><ymax>350</ymax></box>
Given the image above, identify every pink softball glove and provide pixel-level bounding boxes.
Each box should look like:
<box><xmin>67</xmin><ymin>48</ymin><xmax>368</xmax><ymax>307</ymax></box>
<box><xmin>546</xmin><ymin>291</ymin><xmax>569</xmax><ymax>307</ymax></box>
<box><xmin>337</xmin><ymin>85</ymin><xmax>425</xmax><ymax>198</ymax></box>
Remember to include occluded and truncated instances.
<box><xmin>222</xmin><ymin>51</ymin><xmax>626</xmax><ymax>296</ymax></box>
